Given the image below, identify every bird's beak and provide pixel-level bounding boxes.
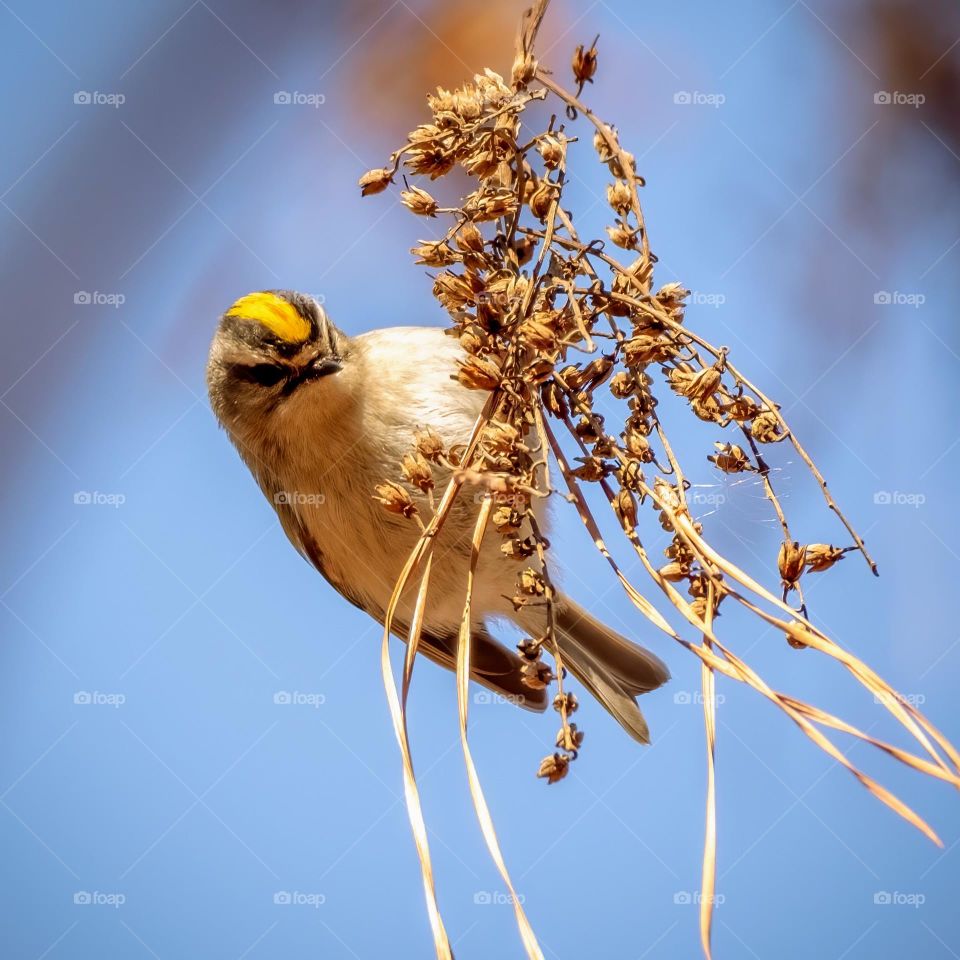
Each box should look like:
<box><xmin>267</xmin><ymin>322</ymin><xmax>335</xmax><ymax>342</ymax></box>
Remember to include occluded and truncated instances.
<box><xmin>305</xmin><ymin>356</ymin><xmax>343</xmax><ymax>379</ymax></box>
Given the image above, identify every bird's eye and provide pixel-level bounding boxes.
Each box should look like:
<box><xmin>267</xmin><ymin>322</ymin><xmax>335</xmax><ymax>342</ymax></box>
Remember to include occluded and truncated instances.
<box><xmin>236</xmin><ymin>362</ymin><xmax>288</xmax><ymax>387</ymax></box>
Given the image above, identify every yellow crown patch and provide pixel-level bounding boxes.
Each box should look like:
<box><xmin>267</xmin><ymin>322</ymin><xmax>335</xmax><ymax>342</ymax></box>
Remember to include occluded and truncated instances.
<box><xmin>226</xmin><ymin>292</ymin><xmax>311</xmax><ymax>344</ymax></box>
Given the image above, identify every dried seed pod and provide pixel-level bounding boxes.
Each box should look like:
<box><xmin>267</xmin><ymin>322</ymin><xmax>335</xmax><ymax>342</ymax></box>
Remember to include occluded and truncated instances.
<box><xmin>517</xmin><ymin>638</ymin><xmax>541</xmax><ymax>662</ymax></box>
<box><xmin>557</xmin><ymin>723</ymin><xmax>584</xmax><ymax>751</ymax></box>
<box><xmin>358</xmin><ymin>167</ymin><xmax>393</xmax><ymax>196</ymax></box>
<box><xmin>570</xmin><ymin>457</ymin><xmax>607</xmax><ymax>482</ymax></box>
<box><xmin>805</xmin><ymin>544</ymin><xmax>846</xmax><ymax>573</ymax></box>
<box><xmin>685</xmin><ymin>364</ymin><xmax>723</xmax><ymax>401</ymax></box>
<box><xmin>609</xmin><ymin>371</ymin><xmax>635</xmax><ymax>399</ymax></box>
<box><xmin>606</xmin><ymin>150</ymin><xmax>636</xmax><ymax>181</ymax></box>
<box><xmin>455</xmin><ymin>222</ymin><xmax>485</xmax><ymax>254</ymax></box>
<box><xmin>400</xmin><ymin>185</ymin><xmax>439</xmax><ymax>216</ymax></box>
<box><xmin>553</xmin><ymin>692</ymin><xmax>579</xmax><ymax>714</ymax></box>
<box><xmin>606</xmin><ymin>181</ymin><xmax>632</xmax><ymax>215</ymax></box>
<box><xmin>572</xmin><ymin>42</ymin><xmax>598</xmax><ymax>85</ymax></box>
<box><xmin>456</xmin><ymin>355</ymin><xmax>501</xmax><ymax>390</ymax></box>
<box><xmin>721</xmin><ymin>395</ymin><xmax>760</xmax><ymax>423</ymax></box>
<box><xmin>414</xmin><ymin>428</ymin><xmax>445</xmax><ymax>463</ymax></box>
<box><xmin>614</xmin><ymin>487</ymin><xmax>638</xmax><ymax>528</ymax></box>
<box><xmin>540</xmin><ymin>380</ymin><xmax>568</xmax><ymax>418</ymax></box>
<box><xmin>512</xmin><ymin>51</ymin><xmax>536</xmax><ymax>88</ymax></box>
<box><xmin>751</xmin><ymin>410</ymin><xmax>785</xmax><ymax>443</ymax></box>
<box><xmin>655</xmin><ymin>282</ymin><xmax>690</xmax><ymax>317</ymax></box>
<box><xmin>522</xmin><ymin>660</ymin><xmax>554</xmax><ymax>689</ymax></box>
<box><xmin>483</xmin><ymin>420</ymin><xmax>520</xmax><ymax>454</ymax></box>
<box><xmin>519</xmin><ymin>568</ymin><xmax>546</xmax><ymax>596</ymax></box>
<box><xmin>538</xmin><ymin>135</ymin><xmax>565</xmax><ymax>169</ymax></box>
<box><xmin>373</xmin><ymin>481</ymin><xmax>418</xmax><ymax>519</ymax></box>
<box><xmin>493</xmin><ymin>506</ymin><xmax>523</xmax><ymax>534</ymax></box>
<box><xmin>709</xmin><ymin>442</ymin><xmax>753</xmax><ymax>474</ymax></box>
<box><xmin>400</xmin><ymin>453</ymin><xmax>434</xmax><ymax>492</ymax></box>
<box><xmin>567</xmin><ymin>356</ymin><xmax>614</xmax><ymax>391</ymax></box>
<box><xmin>511</xmin><ymin>236</ymin><xmax>537</xmax><ymax>266</ymax></box>
<box><xmin>624</xmin><ymin>429</ymin><xmax>654</xmax><ymax>462</ymax></box>
<box><xmin>607</xmin><ymin>223</ymin><xmax>640</xmax><ymax>250</ymax></box>
<box><xmin>411</xmin><ymin>240</ymin><xmax>458</xmax><ymax>267</ymax></box>
<box><xmin>537</xmin><ymin>752</ymin><xmax>569</xmax><ymax>784</ymax></box>
<box><xmin>501</xmin><ymin>538</ymin><xmax>536</xmax><ymax>560</ymax></box>
<box><xmin>529</xmin><ymin>180</ymin><xmax>558</xmax><ymax>221</ymax></box>
<box><xmin>593</xmin><ymin>127</ymin><xmax>616</xmax><ymax>163</ymax></box>
<box><xmin>459</xmin><ymin>327</ymin><xmax>489</xmax><ymax>355</ymax></box>
<box><xmin>433</xmin><ymin>272</ymin><xmax>476</xmax><ymax>310</ymax></box>
<box><xmin>574</xmin><ymin>415</ymin><xmax>600</xmax><ymax>443</ymax></box>
<box><xmin>624</xmin><ymin>334</ymin><xmax>675</xmax><ymax>366</ymax></box>
<box><xmin>778</xmin><ymin>541</ymin><xmax>807</xmax><ymax>586</ymax></box>
<box><xmin>691</xmin><ymin>395</ymin><xmax>723</xmax><ymax>423</ymax></box>
<box><xmin>659</xmin><ymin>561</ymin><xmax>689</xmax><ymax>583</ymax></box>
<box><xmin>518</xmin><ymin>318</ymin><xmax>557</xmax><ymax>351</ymax></box>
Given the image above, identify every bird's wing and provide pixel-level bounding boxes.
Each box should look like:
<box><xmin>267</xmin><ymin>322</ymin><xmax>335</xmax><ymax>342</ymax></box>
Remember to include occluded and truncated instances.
<box><xmin>266</xmin><ymin>475</ymin><xmax>546</xmax><ymax>712</ymax></box>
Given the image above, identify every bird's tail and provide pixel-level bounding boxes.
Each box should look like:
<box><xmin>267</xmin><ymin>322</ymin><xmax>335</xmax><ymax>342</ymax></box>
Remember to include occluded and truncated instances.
<box><xmin>550</xmin><ymin>595</ymin><xmax>670</xmax><ymax>744</ymax></box>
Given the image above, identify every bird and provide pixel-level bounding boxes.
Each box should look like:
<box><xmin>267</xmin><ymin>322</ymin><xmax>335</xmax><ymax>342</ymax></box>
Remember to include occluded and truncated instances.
<box><xmin>206</xmin><ymin>289</ymin><xmax>670</xmax><ymax>743</ymax></box>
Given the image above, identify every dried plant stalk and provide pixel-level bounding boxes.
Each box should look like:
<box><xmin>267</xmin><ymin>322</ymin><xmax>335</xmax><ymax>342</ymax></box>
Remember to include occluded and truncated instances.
<box><xmin>359</xmin><ymin>2</ymin><xmax>959</xmax><ymax>957</ymax></box>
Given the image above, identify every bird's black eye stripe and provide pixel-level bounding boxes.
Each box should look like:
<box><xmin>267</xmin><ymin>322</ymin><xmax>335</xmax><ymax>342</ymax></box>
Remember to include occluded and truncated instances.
<box><xmin>232</xmin><ymin>362</ymin><xmax>289</xmax><ymax>387</ymax></box>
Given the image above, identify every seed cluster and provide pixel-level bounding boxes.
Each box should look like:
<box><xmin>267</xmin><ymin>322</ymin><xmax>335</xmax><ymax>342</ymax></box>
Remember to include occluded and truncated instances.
<box><xmin>361</xmin><ymin>32</ymin><xmax>872</xmax><ymax>780</ymax></box>
<box><xmin>360</xmin><ymin>6</ymin><xmax>959</xmax><ymax>958</ymax></box>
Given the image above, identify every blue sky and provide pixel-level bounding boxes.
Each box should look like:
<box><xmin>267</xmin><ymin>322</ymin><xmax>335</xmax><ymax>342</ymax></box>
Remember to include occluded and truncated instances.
<box><xmin>0</xmin><ymin>1</ymin><xmax>958</xmax><ymax>957</ymax></box>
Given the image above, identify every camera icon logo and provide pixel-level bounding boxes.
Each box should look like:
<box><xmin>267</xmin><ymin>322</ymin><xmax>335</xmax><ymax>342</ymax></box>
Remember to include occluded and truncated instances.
<box><xmin>73</xmin><ymin>91</ymin><xmax>92</xmax><ymax>105</ymax></box>
<box><xmin>274</xmin><ymin>91</ymin><xmax>292</xmax><ymax>105</ymax></box>
<box><xmin>273</xmin><ymin>891</ymin><xmax>292</xmax><ymax>905</ymax></box>
<box><xmin>873</xmin><ymin>491</ymin><xmax>892</xmax><ymax>505</ymax></box>
<box><xmin>73</xmin><ymin>491</ymin><xmax>92</xmax><ymax>505</ymax></box>
<box><xmin>874</xmin><ymin>91</ymin><xmax>892</xmax><ymax>105</ymax></box>
<box><xmin>73</xmin><ymin>691</ymin><xmax>92</xmax><ymax>705</ymax></box>
<box><xmin>273</xmin><ymin>691</ymin><xmax>292</xmax><ymax>705</ymax></box>
<box><xmin>674</xmin><ymin>91</ymin><xmax>692</xmax><ymax>105</ymax></box>
<box><xmin>673</xmin><ymin>891</ymin><xmax>692</xmax><ymax>905</ymax></box>
<box><xmin>73</xmin><ymin>891</ymin><xmax>92</xmax><ymax>905</ymax></box>
<box><xmin>74</xmin><ymin>291</ymin><xmax>92</xmax><ymax>305</ymax></box>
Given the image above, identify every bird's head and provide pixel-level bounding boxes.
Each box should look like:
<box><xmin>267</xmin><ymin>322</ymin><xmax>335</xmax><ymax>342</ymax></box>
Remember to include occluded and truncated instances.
<box><xmin>207</xmin><ymin>290</ymin><xmax>348</xmax><ymax>436</ymax></box>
